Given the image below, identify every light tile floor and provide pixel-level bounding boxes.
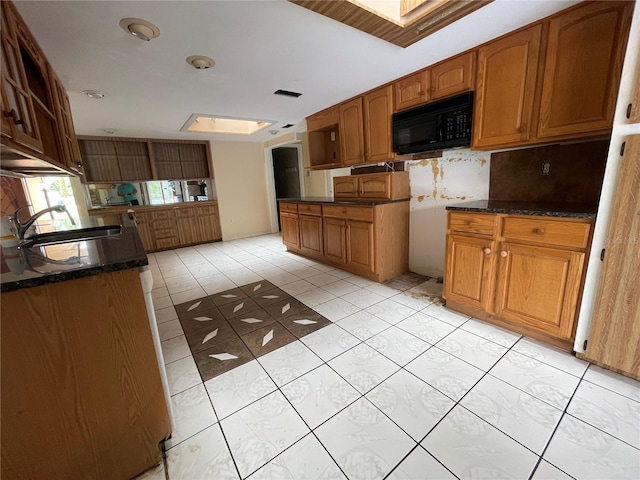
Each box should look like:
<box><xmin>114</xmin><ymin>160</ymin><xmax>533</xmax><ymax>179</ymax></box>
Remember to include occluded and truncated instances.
<box><xmin>137</xmin><ymin>233</ymin><xmax>640</xmax><ymax>480</ymax></box>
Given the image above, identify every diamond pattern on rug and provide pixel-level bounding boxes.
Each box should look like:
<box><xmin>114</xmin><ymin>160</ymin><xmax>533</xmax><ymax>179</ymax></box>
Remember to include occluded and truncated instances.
<box><xmin>175</xmin><ymin>280</ymin><xmax>332</xmax><ymax>381</ymax></box>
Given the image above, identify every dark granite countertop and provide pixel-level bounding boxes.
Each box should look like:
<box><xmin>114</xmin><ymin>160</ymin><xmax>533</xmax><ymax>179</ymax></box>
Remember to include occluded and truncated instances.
<box><xmin>445</xmin><ymin>200</ymin><xmax>597</xmax><ymax>219</ymax></box>
<box><xmin>278</xmin><ymin>197</ymin><xmax>409</xmax><ymax>206</ymax></box>
<box><xmin>1</xmin><ymin>212</ymin><xmax>147</xmax><ymax>293</ymax></box>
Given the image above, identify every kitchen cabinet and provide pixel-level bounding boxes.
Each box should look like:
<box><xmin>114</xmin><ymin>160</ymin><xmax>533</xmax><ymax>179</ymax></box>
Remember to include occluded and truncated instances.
<box><xmin>394</xmin><ymin>70</ymin><xmax>429</xmax><ymax>112</ymax></box>
<box><xmin>339</xmin><ymin>96</ymin><xmax>366</xmax><ymax>165</ymax></box>
<box><xmin>151</xmin><ymin>209</ymin><xmax>179</xmax><ymax>250</ymax></box>
<box><xmin>333</xmin><ymin>171</ymin><xmax>410</xmax><ymax>201</ymax></box>
<box><xmin>430</xmin><ymin>52</ymin><xmax>476</xmax><ymax>100</ymax></box>
<box><xmin>152</xmin><ymin>140</ymin><xmax>210</xmax><ymax>180</ymax></box>
<box><xmin>281</xmin><ymin>200</ymin><xmax>409</xmax><ymax>282</ymax></box>
<box><xmin>363</xmin><ymin>85</ymin><xmax>394</xmax><ymax>163</ymax></box>
<box><xmin>115</xmin><ymin>140</ymin><xmax>152</xmax><ymax>180</ymax></box>
<box><xmin>0</xmin><ymin>0</ymin><xmax>82</xmax><ymax>176</ymax></box>
<box><xmin>584</xmin><ymin>136</ymin><xmax>640</xmax><ymax>379</ymax></box>
<box><xmin>629</xmin><ymin>63</ymin><xmax>640</xmax><ymax>124</ymax></box>
<box><xmin>80</xmin><ymin>137</ymin><xmax>153</xmax><ymax>182</ymax></box>
<box><xmin>444</xmin><ymin>211</ymin><xmax>593</xmax><ymax>350</ymax></box>
<box><xmin>198</xmin><ymin>204</ymin><xmax>222</xmax><ymax>242</ymax></box>
<box><xmin>472</xmin><ymin>25</ymin><xmax>542</xmax><ymax>149</ymax></box>
<box><xmin>133</xmin><ymin>210</ymin><xmax>155</xmax><ymax>252</ymax></box>
<box><xmin>1</xmin><ymin>268</ymin><xmax>171</xmax><ymax>480</ymax></box>
<box><xmin>176</xmin><ymin>205</ymin><xmax>199</xmax><ymax>245</ymax></box>
<box><xmin>537</xmin><ymin>1</ymin><xmax>631</xmax><ymax>140</ymax></box>
<box><xmin>306</xmin><ymin>105</ymin><xmax>342</xmax><ymax>170</ymax></box>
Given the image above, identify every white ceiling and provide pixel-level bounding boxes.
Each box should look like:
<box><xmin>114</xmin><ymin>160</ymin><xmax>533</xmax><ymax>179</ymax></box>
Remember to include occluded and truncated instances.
<box><xmin>15</xmin><ymin>0</ymin><xmax>579</xmax><ymax>143</ymax></box>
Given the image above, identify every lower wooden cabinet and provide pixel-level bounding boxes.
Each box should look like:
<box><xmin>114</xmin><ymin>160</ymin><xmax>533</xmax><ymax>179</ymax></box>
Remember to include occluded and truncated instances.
<box><xmin>444</xmin><ymin>211</ymin><xmax>593</xmax><ymax>350</ymax></box>
<box><xmin>280</xmin><ymin>200</ymin><xmax>409</xmax><ymax>282</ymax></box>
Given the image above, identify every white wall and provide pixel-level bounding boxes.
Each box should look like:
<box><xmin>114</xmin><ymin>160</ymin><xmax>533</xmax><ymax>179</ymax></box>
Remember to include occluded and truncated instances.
<box><xmin>210</xmin><ymin>141</ymin><xmax>272</xmax><ymax>241</ymax></box>
<box><xmin>406</xmin><ymin>148</ymin><xmax>491</xmax><ymax>278</ymax></box>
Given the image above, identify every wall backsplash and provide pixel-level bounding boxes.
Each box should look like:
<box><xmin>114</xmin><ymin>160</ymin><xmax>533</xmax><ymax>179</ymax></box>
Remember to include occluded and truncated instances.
<box><xmin>489</xmin><ymin>140</ymin><xmax>609</xmax><ymax>205</ymax></box>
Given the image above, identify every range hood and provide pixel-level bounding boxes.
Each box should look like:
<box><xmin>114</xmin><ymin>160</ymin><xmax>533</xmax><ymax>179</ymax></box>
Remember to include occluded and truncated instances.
<box><xmin>1</xmin><ymin>144</ymin><xmax>74</xmax><ymax>177</ymax></box>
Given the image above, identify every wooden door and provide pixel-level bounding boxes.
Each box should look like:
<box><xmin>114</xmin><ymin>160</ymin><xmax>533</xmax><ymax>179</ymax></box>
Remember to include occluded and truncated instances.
<box><xmin>346</xmin><ymin>220</ymin><xmax>375</xmax><ymax>273</ymax></box>
<box><xmin>0</xmin><ymin>3</ymin><xmax>42</xmax><ymax>153</ymax></box>
<box><xmin>473</xmin><ymin>25</ymin><xmax>542</xmax><ymax>149</ymax></box>
<box><xmin>280</xmin><ymin>211</ymin><xmax>300</xmax><ymax>250</ymax></box>
<box><xmin>333</xmin><ymin>176</ymin><xmax>358</xmax><ymax>198</ymax></box>
<box><xmin>394</xmin><ymin>70</ymin><xmax>429</xmax><ymax>111</ymax></box>
<box><xmin>496</xmin><ymin>242</ymin><xmax>585</xmax><ymax>340</ymax></box>
<box><xmin>444</xmin><ymin>235</ymin><xmax>495</xmax><ymax>312</ymax></box>
<box><xmin>363</xmin><ymin>85</ymin><xmax>394</xmax><ymax>163</ymax></box>
<box><xmin>537</xmin><ymin>2</ymin><xmax>632</xmax><ymax>140</ymax></box>
<box><xmin>431</xmin><ymin>52</ymin><xmax>476</xmax><ymax>100</ymax></box>
<box><xmin>339</xmin><ymin>97</ymin><xmax>365</xmax><ymax>165</ymax></box>
<box><xmin>323</xmin><ymin>217</ymin><xmax>346</xmax><ymax>264</ymax></box>
<box><xmin>358</xmin><ymin>173</ymin><xmax>391</xmax><ymax>200</ymax></box>
<box><xmin>585</xmin><ymin>136</ymin><xmax>640</xmax><ymax>379</ymax></box>
<box><xmin>299</xmin><ymin>214</ymin><xmax>323</xmax><ymax>257</ymax></box>
<box><xmin>115</xmin><ymin>141</ymin><xmax>152</xmax><ymax>181</ymax></box>
<box><xmin>133</xmin><ymin>211</ymin><xmax>155</xmax><ymax>252</ymax></box>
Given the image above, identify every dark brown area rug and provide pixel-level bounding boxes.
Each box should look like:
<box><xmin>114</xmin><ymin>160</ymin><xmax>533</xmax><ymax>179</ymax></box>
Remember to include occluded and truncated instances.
<box><xmin>174</xmin><ymin>280</ymin><xmax>332</xmax><ymax>382</ymax></box>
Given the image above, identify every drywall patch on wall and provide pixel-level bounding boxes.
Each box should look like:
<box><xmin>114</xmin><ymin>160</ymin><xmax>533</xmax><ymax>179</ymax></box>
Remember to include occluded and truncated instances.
<box><xmin>407</xmin><ymin>148</ymin><xmax>490</xmax><ymax>277</ymax></box>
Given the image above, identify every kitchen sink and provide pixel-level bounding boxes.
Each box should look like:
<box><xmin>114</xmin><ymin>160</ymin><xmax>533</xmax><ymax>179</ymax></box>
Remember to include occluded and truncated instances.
<box><xmin>20</xmin><ymin>225</ymin><xmax>122</xmax><ymax>248</ymax></box>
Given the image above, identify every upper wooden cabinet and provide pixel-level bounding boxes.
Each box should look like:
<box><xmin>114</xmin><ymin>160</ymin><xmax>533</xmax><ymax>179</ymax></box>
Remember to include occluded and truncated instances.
<box><xmin>430</xmin><ymin>52</ymin><xmax>476</xmax><ymax>100</ymax></box>
<box><xmin>339</xmin><ymin>97</ymin><xmax>366</xmax><ymax>165</ymax></box>
<box><xmin>153</xmin><ymin>141</ymin><xmax>210</xmax><ymax>180</ymax></box>
<box><xmin>0</xmin><ymin>0</ymin><xmax>82</xmax><ymax>176</ymax></box>
<box><xmin>537</xmin><ymin>1</ymin><xmax>632</xmax><ymax>140</ymax></box>
<box><xmin>472</xmin><ymin>25</ymin><xmax>542</xmax><ymax>149</ymax></box>
<box><xmin>306</xmin><ymin>105</ymin><xmax>342</xmax><ymax>170</ymax></box>
<box><xmin>363</xmin><ymin>85</ymin><xmax>394</xmax><ymax>163</ymax></box>
<box><xmin>394</xmin><ymin>70</ymin><xmax>429</xmax><ymax>112</ymax></box>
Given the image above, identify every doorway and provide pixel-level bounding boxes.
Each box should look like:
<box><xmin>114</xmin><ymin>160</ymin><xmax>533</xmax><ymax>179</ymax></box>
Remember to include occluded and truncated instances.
<box><xmin>272</xmin><ymin>147</ymin><xmax>301</xmax><ymax>230</ymax></box>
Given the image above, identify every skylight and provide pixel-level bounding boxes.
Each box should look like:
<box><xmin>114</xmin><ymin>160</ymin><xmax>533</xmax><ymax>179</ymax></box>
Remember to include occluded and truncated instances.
<box><xmin>181</xmin><ymin>114</ymin><xmax>273</xmax><ymax>135</ymax></box>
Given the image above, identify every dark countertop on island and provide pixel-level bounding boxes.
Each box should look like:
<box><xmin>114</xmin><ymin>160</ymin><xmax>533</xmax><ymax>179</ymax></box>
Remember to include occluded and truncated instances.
<box><xmin>278</xmin><ymin>196</ymin><xmax>409</xmax><ymax>206</ymax></box>
<box><xmin>446</xmin><ymin>200</ymin><xmax>597</xmax><ymax>219</ymax></box>
<box><xmin>1</xmin><ymin>212</ymin><xmax>147</xmax><ymax>293</ymax></box>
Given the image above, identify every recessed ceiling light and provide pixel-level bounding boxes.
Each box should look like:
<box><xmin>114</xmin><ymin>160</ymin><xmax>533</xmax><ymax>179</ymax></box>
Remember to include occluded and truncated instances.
<box><xmin>119</xmin><ymin>18</ymin><xmax>160</xmax><ymax>41</ymax></box>
<box><xmin>186</xmin><ymin>55</ymin><xmax>215</xmax><ymax>69</ymax></box>
<box><xmin>82</xmin><ymin>90</ymin><xmax>106</xmax><ymax>99</ymax></box>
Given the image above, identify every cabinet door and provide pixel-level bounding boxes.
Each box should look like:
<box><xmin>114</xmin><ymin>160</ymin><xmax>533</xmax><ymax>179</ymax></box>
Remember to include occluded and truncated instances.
<box><xmin>115</xmin><ymin>141</ymin><xmax>152</xmax><ymax>181</ymax></box>
<box><xmin>79</xmin><ymin>140</ymin><xmax>121</xmax><ymax>182</ymax></box>
<box><xmin>323</xmin><ymin>217</ymin><xmax>346</xmax><ymax>264</ymax></box>
<box><xmin>179</xmin><ymin>143</ymin><xmax>210</xmax><ymax>179</ymax></box>
<box><xmin>444</xmin><ymin>235</ymin><xmax>495</xmax><ymax>312</ymax></box>
<box><xmin>496</xmin><ymin>242</ymin><xmax>585</xmax><ymax>340</ymax></box>
<box><xmin>48</xmin><ymin>68</ymin><xmax>83</xmax><ymax>175</ymax></box>
<box><xmin>629</xmin><ymin>62</ymin><xmax>640</xmax><ymax>124</ymax></box>
<box><xmin>0</xmin><ymin>3</ymin><xmax>42</xmax><ymax>153</ymax></box>
<box><xmin>431</xmin><ymin>52</ymin><xmax>476</xmax><ymax>100</ymax></box>
<box><xmin>333</xmin><ymin>176</ymin><xmax>358</xmax><ymax>199</ymax></box>
<box><xmin>585</xmin><ymin>136</ymin><xmax>640</xmax><ymax>378</ymax></box>
<box><xmin>176</xmin><ymin>207</ymin><xmax>199</xmax><ymax>245</ymax></box>
<box><xmin>537</xmin><ymin>1</ymin><xmax>632</xmax><ymax>139</ymax></box>
<box><xmin>299</xmin><ymin>214</ymin><xmax>323</xmax><ymax>257</ymax></box>
<box><xmin>280</xmin><ymin>211</ymin><xmax>300</xmax><ymax>250</ymax></box>
<box><xmin>358</xmin><ymin>173</ymin><xmax>391</xmax><ymax>200</ymax></box>
<box><xmin>394</xmin><ymin>70</ymin><xmax>429</xmax><ymax>111</ymax></box>
<box><xmin>152</xmin><ymin>142</ymin><xmax>184</xmax><ymax>179</ymax></box>
<box><xmin>363</xmin><ymin>85</ymin><xmax>394</xmax><ymax>163</ymax></box>
<box><xmin>473</xmin><ymin>25</ymin><xmax>542</xmax><ymax>149</ymax></box>
<box><xmin>339</xmin><ymin>97</ymin><xmax>365</xmax><ymax>166</ymax></box>
<box><xmin>198</xmin><ymin>205</ymin><xmax>221</xmax><ymax>242</ymax></box>
<box><xmin>133</xmin><ymin>211</ymin><xmax>155</xmax><ymax>252</ymax></box>
<box><xmin>346</xmin><ymin>220</ymin><xmax>374</xmax><ymax>273</ymax></box>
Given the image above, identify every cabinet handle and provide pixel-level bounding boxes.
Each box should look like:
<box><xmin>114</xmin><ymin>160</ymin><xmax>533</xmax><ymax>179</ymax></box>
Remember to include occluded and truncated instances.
<box><xmin>627</xmin><ymin>103</ymin><xmax>633</xmax><ymax>119</ymax></box>
<box><xmin>533</xmin><ymin>228</ymin><xmax>545</xmax><ymax>235</ymax></box>
<box><xmin>500</xmin><ymin>251</ymin><xmax>508</xmax><ymax>258</ymax></box>
<box><xmin>483</xmin><ymin>248</ymin><xmax>491</xmax><ymax>254</ymax></box>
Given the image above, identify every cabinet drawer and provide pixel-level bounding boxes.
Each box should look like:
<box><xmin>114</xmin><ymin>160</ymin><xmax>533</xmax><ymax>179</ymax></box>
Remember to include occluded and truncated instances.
<box><xmin>323</xmin><ymin>205</ymin><xmax>374</xmax><ymax>222</ymax></box>
<box><xmin>197</xmin><ymin>205</ymin><xmax>217</xmax><ymax>216</ymax></box>
<box><xmin>155</xmin><ymin>237</ymin><xmax>179</xmax><ymax>249</ymax></box>
<box><xmin>501</xmin><ymin>217</ymin><xmax>591</xmax><ymax>248</ymax></box>
<box><xmin>280</xmin><ymin>202</ymin><xmax>298</xmax><ymax>213</ymax></box>
<box><xmin>151</xmin><ymin>219</ymin><xmax>174</xmax><ymax>229</ymax></box>
<box><xmin>449</xmin><ymin>212</ymin><xmax>497</xmax><ymax>236</ymax></box>
<box><xmin>175</xmin><ymin>208</ymin><xmax>196</xmax><ymax>218</ymax></box>
<box><xmin>154</xmin><ymin>228</ymin><xmax>177</xmax><ymax>239</ymax></box>
<box><xmin>150</xmin><ymin>210</ymin><xmax>174</xmax><ymax>221</ymax></box>
<box><xmin>297</xmin><ymin>203</ymin><xmax>322</xmax><ymax>215</ymax></box>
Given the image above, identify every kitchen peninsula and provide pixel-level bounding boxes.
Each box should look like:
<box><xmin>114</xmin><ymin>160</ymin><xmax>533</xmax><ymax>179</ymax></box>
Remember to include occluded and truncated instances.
<box><xmin>0</xmin><ymin>213</ymin><xmax>170</xmax><ymax>480</ymax></box>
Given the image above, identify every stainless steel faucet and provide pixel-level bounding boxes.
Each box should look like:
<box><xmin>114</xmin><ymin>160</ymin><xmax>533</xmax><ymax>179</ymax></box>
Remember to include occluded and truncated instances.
<box><xmin>11</xmin><ymin>205</ymin><xmax>76</xmax><ymax>239</ymax></box>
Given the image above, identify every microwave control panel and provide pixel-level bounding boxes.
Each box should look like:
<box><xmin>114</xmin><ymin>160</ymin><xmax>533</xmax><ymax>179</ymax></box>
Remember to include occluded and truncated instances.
<box><xmin>443</xmin><ymin>109</ymin><xmax>470</xmax><ymax>141</ymax></box>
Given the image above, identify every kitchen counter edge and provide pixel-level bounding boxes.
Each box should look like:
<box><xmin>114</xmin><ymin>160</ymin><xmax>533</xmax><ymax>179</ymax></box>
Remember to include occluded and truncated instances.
<box><xmin>446</xmin><ymin>200</ymin><xmax>597</xmax><ymax>219</ymax></box>
<box><xmin>278</xmin><ymin>197</ymin><xmax>410</xmax><ymax>206</ymax></box>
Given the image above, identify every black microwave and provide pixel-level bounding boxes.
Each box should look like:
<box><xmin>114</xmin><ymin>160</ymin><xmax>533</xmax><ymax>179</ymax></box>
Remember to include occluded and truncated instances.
<box><xmin>392</xmin><ymin>91</ymin><xmax>474</xmax><ymax>154</ymax></box>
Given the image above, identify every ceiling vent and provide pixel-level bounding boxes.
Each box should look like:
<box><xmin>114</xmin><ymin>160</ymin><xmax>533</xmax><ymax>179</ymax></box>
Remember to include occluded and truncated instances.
<box><xmin>282</xmin><ymin>124</ymin><xmax>294</xmax><ymax>128</ymax></box>
<box><xmin>274</xmin><ymin>89</ymin><xmax>302</xmax><ymax>98</ymax></box>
